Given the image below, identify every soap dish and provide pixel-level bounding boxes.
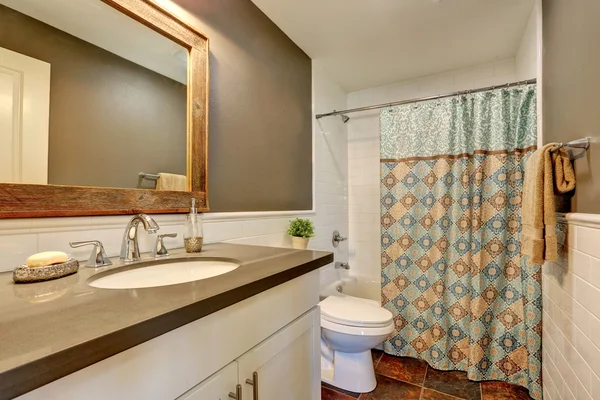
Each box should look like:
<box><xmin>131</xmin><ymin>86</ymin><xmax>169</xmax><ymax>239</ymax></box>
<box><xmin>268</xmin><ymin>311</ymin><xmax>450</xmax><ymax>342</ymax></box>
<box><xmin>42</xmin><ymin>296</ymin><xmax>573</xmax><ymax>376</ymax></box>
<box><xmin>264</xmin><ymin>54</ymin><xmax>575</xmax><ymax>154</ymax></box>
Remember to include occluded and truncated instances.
<box><xmin>13</xmin><ymin>259</ymin><xmax>79</xmax><ymax>284</ymax></box>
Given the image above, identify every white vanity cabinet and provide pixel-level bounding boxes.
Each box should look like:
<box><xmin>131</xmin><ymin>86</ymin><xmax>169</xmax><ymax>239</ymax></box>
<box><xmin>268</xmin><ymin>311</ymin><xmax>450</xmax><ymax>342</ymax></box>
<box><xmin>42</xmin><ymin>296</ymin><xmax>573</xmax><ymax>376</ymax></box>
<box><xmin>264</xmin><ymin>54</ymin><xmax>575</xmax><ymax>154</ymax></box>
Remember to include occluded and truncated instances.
<box><xmin>178</xmin><ymin>362</ymin><xmax>239</xmax><ymax>400</ymax></box>
<box><xmin>179</xmin><ymin>309</ymin><xmax>319</xmax><ymax>400</ymax></box>
<box><xmin>238</xmin><ymin>310</ymin><xmax>318</xmax><ymax>400</ymax></box>
<box><xmin>17</xmin><ymin>271</ymin><xmax>321</xmax><ymax>400</ymax></box>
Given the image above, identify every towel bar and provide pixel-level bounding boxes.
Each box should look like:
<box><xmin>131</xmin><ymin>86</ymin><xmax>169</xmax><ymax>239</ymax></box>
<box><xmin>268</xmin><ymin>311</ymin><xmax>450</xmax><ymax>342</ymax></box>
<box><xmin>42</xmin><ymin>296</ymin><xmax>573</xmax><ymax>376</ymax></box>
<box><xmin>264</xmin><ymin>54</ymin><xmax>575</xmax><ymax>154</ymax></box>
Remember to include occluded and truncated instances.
<box><xmin>551</xmin><ymin>137</ymin><xmax>590</xmax><ymax>152</ymax></box>
<box><xmin>139</xmin><ymin>172</ymin><xmax>159</xmax><ymax>181</ymax></box>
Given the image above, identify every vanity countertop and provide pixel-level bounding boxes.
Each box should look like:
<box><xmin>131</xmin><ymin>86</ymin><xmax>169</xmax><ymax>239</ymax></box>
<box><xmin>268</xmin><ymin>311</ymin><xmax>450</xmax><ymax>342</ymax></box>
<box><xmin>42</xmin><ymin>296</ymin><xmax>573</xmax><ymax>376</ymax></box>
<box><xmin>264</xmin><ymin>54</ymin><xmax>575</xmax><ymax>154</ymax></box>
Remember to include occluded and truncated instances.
<box><xmin>0</xmin><ymin>243</ymin><xmax>333</xmax><ymax>399</ymax></box>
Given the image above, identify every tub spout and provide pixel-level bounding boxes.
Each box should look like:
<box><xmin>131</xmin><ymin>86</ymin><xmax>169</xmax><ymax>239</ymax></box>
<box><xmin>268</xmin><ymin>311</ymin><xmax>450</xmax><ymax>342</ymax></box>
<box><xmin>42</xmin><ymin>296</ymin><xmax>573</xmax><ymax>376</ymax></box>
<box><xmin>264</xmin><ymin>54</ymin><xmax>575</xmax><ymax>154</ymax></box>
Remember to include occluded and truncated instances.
<box><xmin>335</xmin><ymin>262</ymin><xmax>350</xmax><ymax>270</ymax></box>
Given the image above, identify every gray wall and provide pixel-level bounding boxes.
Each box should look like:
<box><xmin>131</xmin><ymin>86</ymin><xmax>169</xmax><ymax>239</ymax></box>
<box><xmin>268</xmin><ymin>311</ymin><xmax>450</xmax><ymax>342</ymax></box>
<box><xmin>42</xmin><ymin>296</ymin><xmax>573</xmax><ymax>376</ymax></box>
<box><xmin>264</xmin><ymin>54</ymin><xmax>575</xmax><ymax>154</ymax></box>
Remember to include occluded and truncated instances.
<box><xmin>543</xmin><ymin>0</ymin><xmax>600</xmax><ymax>214</ymax></box>
<box><xmin>173</xmin><ymin>0</ymin><xmax>313</xmax><ymax>212</ymax></box>
<box><xmin>0</xmin><ymin>5</ymin><xmax>187</xmax><ymax>189</ymax></box>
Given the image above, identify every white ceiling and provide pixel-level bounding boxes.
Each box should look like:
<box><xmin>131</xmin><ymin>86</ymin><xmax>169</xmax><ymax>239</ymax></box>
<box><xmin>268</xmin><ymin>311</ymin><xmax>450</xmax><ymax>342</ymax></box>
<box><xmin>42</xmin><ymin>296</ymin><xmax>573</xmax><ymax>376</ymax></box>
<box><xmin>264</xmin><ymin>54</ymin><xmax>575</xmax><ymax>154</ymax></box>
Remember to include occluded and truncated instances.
<box><xmin>251</xmin><ymin>0</ymin><xmax>535</xmax><ymax>92</ymax></box>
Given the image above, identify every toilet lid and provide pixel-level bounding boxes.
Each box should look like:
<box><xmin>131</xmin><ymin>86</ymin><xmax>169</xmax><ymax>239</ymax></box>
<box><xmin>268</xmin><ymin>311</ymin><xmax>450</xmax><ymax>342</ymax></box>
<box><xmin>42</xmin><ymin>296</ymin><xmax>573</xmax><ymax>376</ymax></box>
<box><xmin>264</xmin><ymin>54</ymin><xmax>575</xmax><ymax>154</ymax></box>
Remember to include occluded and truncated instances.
<box><xmin>319</xmin><ymin>296</ymin><xmax>393</xmax><ymax>328</ymax></box>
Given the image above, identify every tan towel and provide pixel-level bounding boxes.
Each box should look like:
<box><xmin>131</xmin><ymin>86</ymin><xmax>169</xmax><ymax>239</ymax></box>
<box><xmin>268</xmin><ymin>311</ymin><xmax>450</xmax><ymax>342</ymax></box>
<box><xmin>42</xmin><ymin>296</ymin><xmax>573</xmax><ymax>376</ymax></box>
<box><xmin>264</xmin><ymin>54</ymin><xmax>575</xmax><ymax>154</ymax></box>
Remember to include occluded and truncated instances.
<box><xmin>156</xmin><ymin>173</ymin><xmax>187</xmax><ymax>191</ymax></box>
<box><xmin>521</xmin><ymin>143</ymin><xmax>576</xmax><ymax>265</ymax></box>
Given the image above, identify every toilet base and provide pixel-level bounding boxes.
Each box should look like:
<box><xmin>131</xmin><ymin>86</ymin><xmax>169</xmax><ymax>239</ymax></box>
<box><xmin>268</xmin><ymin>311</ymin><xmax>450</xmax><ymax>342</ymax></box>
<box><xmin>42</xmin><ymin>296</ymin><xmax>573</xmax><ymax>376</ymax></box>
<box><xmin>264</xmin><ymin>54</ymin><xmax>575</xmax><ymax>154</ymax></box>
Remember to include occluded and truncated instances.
<box><xmin>321</xmin><ymin>349</ymin><xmax>377</xmax><ymax>393</ymax></box>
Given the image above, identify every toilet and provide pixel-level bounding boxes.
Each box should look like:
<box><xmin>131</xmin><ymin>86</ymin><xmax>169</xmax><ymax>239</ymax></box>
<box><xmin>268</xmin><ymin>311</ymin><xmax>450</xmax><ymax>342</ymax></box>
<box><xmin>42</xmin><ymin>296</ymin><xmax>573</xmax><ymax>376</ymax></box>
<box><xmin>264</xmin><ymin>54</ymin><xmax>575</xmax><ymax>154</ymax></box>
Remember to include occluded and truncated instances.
<box><xmin>319</xmin><ymin>294</ymin><xmax>394</xmax><ymax>393</ymax></box>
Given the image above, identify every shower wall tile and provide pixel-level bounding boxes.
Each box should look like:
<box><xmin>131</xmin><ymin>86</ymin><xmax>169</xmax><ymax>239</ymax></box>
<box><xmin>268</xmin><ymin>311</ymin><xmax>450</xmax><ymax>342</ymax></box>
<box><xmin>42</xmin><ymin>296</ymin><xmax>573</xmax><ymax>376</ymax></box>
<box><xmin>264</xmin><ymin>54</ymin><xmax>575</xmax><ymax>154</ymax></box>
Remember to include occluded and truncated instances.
<box><xmin>591</xmin><ymin>257</ymin><xmax>600</xmax><ymax>292</ymax></box>
<box><xmin>345</xmin><ymin>59</ymin><xmax>518</xmax><ymax>299</ymax></box>
<box><xmin>576</xmin><ymin>226</ymin><xmax>600</xmax><ymax>259</ymax></box>
<box><xmin>592</xmin><ymin>373</ymin><xmax>600</xmax><ymax>399</ymax></box>
<box><xmin>542</xmin><ymin>219</ymin><xmax>600</xmax><ymax>400</ymax></box>
<box><xmin>0</xmin><ymin>65</ymin><xmax>350</xmax><ymax>289</ymax></box>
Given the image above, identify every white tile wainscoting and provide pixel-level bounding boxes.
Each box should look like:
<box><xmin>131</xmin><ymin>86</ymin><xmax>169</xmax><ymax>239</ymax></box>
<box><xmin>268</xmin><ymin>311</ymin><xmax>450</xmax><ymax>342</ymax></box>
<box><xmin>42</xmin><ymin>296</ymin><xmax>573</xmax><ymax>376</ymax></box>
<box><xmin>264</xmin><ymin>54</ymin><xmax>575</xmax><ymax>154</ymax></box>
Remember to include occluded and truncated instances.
<box><xmin>0</xmin><ymin>64</ymin><xmax>350</xmax><ymax>287</ymax></box>
<box><xmin>0</xmin><ymin>210</ymin><xmax>344</xmax><ymax>281</ymax></box>
<box><xmin>542</xmin><ymin>213</ymin><xmax>600</xmax><ymax>400</ymax></box>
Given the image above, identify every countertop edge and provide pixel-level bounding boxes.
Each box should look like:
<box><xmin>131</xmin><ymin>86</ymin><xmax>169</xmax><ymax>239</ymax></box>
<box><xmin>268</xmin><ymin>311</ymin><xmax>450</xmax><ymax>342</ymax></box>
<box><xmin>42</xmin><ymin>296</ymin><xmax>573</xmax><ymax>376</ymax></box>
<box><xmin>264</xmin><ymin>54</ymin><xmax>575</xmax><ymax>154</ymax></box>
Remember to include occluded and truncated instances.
<box><xmin>2</xmin><ymin>252</ymin><xmax>333</xmax><ymax>400</ymax></box>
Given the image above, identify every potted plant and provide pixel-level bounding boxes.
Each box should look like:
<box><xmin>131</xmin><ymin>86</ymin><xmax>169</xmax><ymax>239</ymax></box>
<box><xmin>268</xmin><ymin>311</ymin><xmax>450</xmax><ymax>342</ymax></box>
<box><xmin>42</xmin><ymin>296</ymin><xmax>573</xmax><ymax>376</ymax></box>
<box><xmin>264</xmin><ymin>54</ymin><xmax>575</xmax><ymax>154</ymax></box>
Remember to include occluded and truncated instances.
<box><xmin>287</xmin><ymin>218</ymin><xmax>315</xmax><ymax>249</ymax></box>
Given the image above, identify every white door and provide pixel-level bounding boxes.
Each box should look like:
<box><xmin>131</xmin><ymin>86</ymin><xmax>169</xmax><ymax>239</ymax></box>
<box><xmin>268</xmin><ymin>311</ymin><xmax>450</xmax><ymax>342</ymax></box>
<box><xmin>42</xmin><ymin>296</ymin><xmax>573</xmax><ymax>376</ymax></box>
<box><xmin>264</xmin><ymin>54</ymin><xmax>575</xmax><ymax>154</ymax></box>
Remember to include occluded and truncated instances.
<box><xmin>238</xmin><ymin>310</ymin><xmax>320</xmax><ymax>400</ymax></box>
<box><xmin>0</xmin><ymin>46</ymin><xmax>50</xmax><ymax>184</ymax></box>
<box><xmin>177</xmin><ymin>361</ymin><xmax>239</xmax><ymax>400</ymax></box>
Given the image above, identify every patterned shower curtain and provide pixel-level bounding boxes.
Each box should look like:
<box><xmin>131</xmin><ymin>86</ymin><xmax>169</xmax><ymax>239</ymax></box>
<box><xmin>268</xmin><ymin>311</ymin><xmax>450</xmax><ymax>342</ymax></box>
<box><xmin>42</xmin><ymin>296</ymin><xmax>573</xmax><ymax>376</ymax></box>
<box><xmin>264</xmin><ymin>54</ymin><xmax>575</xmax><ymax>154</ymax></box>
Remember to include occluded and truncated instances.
<box><xmin>380</xmin><ymin>85</ymin><xmax>541</xmax><ymax>399</ymax></box>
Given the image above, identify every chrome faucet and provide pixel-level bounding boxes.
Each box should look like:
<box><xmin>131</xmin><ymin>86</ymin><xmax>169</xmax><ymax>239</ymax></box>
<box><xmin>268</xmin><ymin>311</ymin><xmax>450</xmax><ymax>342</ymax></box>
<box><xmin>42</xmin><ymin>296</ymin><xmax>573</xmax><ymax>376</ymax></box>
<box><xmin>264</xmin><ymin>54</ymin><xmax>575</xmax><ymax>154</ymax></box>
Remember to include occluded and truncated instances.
<box><xmin>335</xmin><ymin>262</ymin><xmax>350</xmax><ymax>270</ymax></box>
<box><xmin>120</xmin><ymin>214</ymin><xmax>160</xmax><ymax>262</ymax></box>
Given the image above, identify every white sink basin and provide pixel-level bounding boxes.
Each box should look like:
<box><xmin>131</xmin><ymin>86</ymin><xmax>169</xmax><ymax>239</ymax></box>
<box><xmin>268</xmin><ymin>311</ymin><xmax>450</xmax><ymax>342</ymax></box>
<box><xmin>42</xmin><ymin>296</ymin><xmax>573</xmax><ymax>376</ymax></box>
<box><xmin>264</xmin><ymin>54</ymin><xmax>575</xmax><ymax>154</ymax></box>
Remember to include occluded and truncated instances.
<box><xmin>89</xmin><ymin>260</ymin><xmax>239</xmax><ymax>289</ymax></box>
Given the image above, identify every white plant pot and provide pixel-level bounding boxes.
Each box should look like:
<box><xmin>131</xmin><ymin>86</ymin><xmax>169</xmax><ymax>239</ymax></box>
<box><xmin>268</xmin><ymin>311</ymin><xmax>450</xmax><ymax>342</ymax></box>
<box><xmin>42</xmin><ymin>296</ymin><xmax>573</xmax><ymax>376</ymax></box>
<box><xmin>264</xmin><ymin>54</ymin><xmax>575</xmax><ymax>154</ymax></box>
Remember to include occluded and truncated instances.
<box><xmin>292</xmin><ymin>236</ymin><xmax>309</xmax><ymax>250</ymax></box>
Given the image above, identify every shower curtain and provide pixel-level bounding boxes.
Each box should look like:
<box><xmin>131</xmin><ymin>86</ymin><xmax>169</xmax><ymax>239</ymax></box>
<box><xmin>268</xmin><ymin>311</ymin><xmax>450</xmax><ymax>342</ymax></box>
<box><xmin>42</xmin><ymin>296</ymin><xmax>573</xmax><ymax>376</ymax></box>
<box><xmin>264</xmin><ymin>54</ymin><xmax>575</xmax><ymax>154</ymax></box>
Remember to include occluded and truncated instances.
<box><xmin>380</xmin><ymin>85</ymin><xmax>541</xmax><ymax>399</ymax></box>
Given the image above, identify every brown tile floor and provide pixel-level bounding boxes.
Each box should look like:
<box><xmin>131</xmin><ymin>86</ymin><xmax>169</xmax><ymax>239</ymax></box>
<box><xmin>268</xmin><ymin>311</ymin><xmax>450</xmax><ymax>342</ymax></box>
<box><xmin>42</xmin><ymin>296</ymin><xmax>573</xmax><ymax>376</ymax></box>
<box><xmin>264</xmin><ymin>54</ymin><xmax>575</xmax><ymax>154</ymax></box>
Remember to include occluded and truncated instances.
<box><xmin>321</xmin><ymin>350</ymin><xmax>534</xmax><ymax>400</ymax></box>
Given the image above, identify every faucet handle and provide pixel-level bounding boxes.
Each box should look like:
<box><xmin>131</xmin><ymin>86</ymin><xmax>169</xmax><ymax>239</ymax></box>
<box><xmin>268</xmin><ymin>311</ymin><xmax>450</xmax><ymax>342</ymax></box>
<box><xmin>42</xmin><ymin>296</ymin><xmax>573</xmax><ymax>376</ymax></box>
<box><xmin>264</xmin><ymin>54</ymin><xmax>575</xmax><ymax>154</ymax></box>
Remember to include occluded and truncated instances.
<box><xmin>332</xmin><ymin>230</ymin><xmax>348</xmax><ymax>248</ymax></box>
<box><xmin>69</xmin><ymin>240</ymin><xmax>113</xmax><ymax>268</ymax></box>
<box><xmin>152</xmin><ymin>233</ymin><xmax>178</xmax><ymax>258</ymax></box>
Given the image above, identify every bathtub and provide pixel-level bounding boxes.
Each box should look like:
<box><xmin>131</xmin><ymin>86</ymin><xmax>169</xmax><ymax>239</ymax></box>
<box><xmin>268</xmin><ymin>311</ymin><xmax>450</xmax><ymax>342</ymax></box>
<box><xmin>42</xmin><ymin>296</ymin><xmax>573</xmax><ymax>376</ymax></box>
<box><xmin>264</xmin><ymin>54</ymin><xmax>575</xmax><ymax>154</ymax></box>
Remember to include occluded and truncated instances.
<box><xmin>321</xmin><ymin>275</ymin><xmax>381</xmax><ymax>304</ymax></box>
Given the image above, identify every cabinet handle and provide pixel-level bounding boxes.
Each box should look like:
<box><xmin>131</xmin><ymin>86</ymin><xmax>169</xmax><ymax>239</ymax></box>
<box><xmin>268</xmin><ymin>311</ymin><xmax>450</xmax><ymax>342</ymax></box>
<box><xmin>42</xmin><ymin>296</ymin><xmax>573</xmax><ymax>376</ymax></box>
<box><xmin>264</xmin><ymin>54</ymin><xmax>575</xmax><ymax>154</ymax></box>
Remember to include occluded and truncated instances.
<box><xmin>245</xmin><ymin>372</ymin><xmax>259</xmax><ymax>399</ymax></box>
<box><xmin>228</xmin><ymin>384</ymin><xmax>242</xmax><ymax>399</ymax></box>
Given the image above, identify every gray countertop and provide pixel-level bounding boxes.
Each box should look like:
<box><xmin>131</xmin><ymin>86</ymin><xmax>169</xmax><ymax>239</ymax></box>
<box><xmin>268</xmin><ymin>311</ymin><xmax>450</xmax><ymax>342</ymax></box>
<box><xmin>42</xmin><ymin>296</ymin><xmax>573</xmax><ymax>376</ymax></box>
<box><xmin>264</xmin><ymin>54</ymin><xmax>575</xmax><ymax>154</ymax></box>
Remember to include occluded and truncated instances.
<box><xmin>0</xmin><ymin>243</ymin><xmax>333</xmax><ymax>399</ymax></box>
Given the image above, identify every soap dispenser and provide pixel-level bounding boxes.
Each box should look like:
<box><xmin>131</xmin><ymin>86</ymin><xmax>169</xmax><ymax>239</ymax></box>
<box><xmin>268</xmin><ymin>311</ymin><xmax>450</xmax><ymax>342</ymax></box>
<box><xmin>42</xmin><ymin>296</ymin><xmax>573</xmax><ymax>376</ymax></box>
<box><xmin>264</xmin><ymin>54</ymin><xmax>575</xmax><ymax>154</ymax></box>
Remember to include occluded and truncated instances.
<box><xmin>184</xmin><ymin>198</ymin><xmax>203</xmax><ymax>252</ymax></box>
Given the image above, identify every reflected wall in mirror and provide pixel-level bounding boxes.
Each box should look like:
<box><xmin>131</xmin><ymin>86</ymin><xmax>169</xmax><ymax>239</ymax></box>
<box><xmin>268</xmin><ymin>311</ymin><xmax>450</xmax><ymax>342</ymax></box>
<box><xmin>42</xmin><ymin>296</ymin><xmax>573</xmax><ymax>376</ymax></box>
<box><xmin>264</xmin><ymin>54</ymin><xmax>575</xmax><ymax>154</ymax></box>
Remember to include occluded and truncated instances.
<box><xmin>0</xmin><ymin>0</ymin><xmax>188</xmax><ymax>191</ymax></box>
<box><xmin>0</xmin><ymin>0</ymin><xmax>209</xmax><ymax>217</ymax></box>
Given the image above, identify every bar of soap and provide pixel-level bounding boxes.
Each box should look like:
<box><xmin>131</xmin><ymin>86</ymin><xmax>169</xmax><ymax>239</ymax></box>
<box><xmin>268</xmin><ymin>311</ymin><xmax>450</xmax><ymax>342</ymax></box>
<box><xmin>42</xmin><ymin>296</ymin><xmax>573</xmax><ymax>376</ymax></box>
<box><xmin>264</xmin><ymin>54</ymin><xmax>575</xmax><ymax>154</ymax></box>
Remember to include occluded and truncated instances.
<box><xmin>26</xmin><ymin>251</ymin><xmax>68</xmax><ymax>268</ymax></box>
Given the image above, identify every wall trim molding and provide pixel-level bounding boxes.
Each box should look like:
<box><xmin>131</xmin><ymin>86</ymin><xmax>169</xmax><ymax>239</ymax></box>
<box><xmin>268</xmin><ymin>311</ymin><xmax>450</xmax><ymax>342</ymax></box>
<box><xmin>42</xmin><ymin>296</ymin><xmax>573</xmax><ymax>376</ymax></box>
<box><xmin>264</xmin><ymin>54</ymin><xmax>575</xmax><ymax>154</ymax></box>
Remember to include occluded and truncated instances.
<box><xmin>557</xmin><ymin>212</ymin><xmax>600</xmax><ymax>229</ymax></box>
<box><xmin>205</xmin><ymin>210</ymin><xmax>316</xmax><ymax>222</ymax></box>
<box><xmin>0</xmin><ymin>210</ymin><xmax>317</xmax><ymax>236</ymax></box>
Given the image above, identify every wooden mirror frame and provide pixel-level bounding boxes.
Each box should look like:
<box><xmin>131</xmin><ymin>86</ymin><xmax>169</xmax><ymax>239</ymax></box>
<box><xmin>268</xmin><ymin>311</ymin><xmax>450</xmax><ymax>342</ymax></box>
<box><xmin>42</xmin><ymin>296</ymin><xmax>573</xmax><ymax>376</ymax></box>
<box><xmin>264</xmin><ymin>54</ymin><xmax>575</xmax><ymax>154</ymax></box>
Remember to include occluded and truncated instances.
<box><xmin>0</xmin><ymin>0</ymin><xmax>209</xmax><ymax>218</ymax></box>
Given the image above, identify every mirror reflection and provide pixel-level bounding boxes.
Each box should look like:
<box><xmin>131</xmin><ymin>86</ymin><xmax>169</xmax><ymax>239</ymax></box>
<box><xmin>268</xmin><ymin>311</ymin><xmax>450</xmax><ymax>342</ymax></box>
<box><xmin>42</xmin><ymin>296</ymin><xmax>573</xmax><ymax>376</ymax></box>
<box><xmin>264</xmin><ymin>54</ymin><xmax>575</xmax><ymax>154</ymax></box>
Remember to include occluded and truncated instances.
<box><xmin>0</xmin><ymin>0</ymin><xmax>188</xmax><ymax>190</ymax></box>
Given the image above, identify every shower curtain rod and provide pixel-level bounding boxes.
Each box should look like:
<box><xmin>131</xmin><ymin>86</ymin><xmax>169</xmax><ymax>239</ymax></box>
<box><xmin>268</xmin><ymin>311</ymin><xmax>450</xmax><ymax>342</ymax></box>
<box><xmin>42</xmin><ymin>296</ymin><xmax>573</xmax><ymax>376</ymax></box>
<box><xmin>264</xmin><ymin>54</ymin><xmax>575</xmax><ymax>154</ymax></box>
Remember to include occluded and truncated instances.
<box><xmin>315</xmin><ymin>78</ymin><xmax>537</xmax><ymax>120</ymax></box>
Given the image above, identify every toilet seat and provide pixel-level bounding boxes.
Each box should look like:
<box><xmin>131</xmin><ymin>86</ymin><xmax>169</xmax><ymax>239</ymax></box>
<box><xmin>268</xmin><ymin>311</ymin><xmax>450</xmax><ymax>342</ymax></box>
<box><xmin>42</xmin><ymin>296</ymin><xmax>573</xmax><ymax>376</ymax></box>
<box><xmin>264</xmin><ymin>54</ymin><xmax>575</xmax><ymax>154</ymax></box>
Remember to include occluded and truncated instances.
<box><xmin>319</xmin><ymin>295</ymin><xmax>393</xmax><ymax>335</ymax></box>
<box><xmin>321</xmin><ymin>317</ymin><xmax>394</xmax><ymax>336</ymax></box>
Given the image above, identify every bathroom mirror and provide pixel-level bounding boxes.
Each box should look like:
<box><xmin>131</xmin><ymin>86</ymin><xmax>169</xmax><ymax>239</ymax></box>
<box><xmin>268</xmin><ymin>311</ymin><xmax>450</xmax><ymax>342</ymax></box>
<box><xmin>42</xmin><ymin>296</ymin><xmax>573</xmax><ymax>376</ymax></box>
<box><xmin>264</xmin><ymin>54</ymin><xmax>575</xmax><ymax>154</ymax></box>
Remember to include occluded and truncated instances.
<box><xmin>0</xmin><ymin>0</ymin><xmax>209</xmax><ymax>217</ymax></box>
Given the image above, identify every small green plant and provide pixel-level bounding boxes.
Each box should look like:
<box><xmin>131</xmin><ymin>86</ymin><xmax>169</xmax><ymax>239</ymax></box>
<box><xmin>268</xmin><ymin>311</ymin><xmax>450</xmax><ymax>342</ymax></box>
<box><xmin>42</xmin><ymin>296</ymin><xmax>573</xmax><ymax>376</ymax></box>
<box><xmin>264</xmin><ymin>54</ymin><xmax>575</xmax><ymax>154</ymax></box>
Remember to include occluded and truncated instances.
<box><xmin>287</xmin><ymin>218</ymin><xmax>315</xmax><ymax>238</ymax></box>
